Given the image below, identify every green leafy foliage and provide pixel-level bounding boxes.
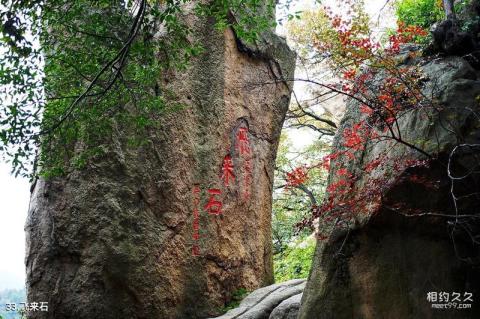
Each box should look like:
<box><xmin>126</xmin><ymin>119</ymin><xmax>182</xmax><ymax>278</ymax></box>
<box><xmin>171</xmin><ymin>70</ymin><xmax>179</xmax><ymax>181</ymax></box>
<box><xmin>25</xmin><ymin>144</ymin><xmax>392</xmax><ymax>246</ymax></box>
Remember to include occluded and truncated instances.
<box><xmin>0</xmin><ymin>0</ymin><xmax>276</xmax><ymax>178</ymax></box>
<box><xmin>272</xmin><ymin>133</ymin><xmax>329</xmax><ymax>253</ymax></box>
<box><xmin>395</xmin><ymin>0</ymin><xmax>445</xmax><ymax>29</ymax></box>
<box><xmin>272</xmin><ymin>133</ymin><xmax>329</xmax><ymax>282</ymax></box>
<box><xmin>274</xmin><ymin>237</ymin><xmax>316</xmax><ymax>282</ymax></box>
<box><xmin>221</xmin><ymin>288</ymin><xmax>249</xmax><ymax>313</ymax></box>
<box><xmin>197</xmin><ymin>0</ymin><xmax>276</xmax><ymax>43</ymax></box>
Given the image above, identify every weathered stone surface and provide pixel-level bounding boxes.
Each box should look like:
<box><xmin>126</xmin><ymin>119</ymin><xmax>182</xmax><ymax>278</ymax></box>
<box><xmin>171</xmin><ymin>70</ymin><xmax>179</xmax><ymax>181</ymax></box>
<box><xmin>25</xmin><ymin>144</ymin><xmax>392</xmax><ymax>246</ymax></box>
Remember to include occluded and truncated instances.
<box><xmin>25</xmin><ymin>8</ymin><xmax>295</xmax><ymax>319</ymax></box>
<box><xmin>211</xmin><ymin>279</ymin><xmax>305</xmax><ymax>319</ymax></box>
<box><xmin>298</xmin><ymin>55</ymin><xmax>480</xmax><ymax>319</ymax></box>
<box><xmin>268</xmin><ymin>293</ymin><xmax>302</xmax><ymax>319</ymax></box>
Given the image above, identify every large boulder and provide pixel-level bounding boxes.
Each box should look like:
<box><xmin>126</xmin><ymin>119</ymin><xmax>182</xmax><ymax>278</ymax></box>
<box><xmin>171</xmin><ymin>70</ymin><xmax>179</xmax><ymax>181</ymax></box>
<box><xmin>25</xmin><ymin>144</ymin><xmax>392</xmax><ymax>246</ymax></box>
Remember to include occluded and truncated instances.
<box><xmin>269</xmin><ymin>293</ymin><xmax>303</xmax><ymax>319</ymax></box>
<box><xmin>25</xmin><ymin>7</ymin><xmax>295</xmax><ymax>319</ymax></box>
<box><xmin>298</xmin><ymin>54</ymin><xmax>480</xmax><ymax>319</ymax></box>
<box><xmin>211</xmin><ymin>279</ymin><xmax>305</xmax><ymax>319</ymax></box>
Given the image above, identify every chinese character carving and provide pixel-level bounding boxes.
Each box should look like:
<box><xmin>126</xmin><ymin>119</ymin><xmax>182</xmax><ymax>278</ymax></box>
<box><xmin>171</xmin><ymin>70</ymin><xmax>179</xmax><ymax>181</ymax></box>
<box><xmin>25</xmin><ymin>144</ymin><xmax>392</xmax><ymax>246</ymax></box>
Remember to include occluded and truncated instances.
<box><xmin>192</xmin><ymin>245</ymin><xmax>201</xmax><ymax>256</ymax></box>
<box><xmin>236</xmin><ymin>127</ymin><xmax>250</xmax><ymax>155</ymax></box>
<box><xmin>204</xmin><ymin>189</ymin><xmax>222</xmax><ymax>215</ymax></box>
<box><xmin>222</xmin><ymin>154</ymin><xmax>235</xmax><ymax>186</ymax></box>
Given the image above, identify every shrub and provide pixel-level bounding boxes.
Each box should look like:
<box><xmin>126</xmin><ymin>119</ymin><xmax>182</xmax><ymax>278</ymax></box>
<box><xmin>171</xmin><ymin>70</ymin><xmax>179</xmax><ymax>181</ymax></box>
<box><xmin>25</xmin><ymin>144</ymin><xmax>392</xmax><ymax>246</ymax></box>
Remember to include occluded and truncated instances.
<box><xmin>395</xmin><ymin>0</ymin><xmax>445</xmax><ymax>29</ymax></box>
<box><xmin>274</xmin><ymin>237</ymin><xmax>316</xmax><ymax>282</ymax></box>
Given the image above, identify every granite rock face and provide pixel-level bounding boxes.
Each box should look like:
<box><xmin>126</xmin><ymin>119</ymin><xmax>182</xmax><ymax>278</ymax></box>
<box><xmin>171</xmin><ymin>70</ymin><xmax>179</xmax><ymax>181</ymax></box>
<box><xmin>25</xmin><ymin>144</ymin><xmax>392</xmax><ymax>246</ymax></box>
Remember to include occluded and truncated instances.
<box><xmin>298</xmin><ymin>54</ymin><xmax>480</xmax><ymax>319</ymax></box>
<box><xmin>25</xmin><ymin>8</ymin><xmax>295</xmax><ymax>319</ymax></box>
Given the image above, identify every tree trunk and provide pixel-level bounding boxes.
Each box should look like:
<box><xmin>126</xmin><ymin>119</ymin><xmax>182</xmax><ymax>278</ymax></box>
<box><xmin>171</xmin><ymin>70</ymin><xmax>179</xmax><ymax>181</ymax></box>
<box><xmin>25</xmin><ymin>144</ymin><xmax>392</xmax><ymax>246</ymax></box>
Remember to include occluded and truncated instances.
<box><xmin>25</xmin><ymin>11</ymin><xmax>295</xmax><ymax>319</ymax></box>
